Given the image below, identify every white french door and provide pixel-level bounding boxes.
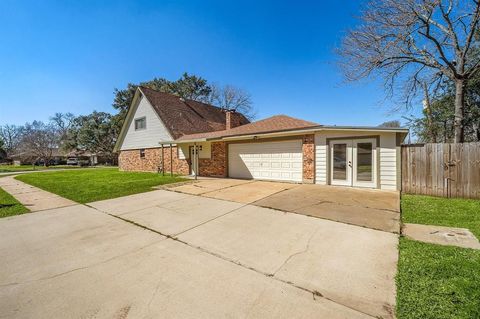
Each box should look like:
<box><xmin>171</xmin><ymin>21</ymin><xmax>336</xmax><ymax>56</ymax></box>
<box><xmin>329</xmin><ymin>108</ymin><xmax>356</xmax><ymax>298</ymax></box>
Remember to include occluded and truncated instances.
<box><xmin>330</xmin><ymin>138</ymin><xmax>377</xmax><ymax>188</ymax></box>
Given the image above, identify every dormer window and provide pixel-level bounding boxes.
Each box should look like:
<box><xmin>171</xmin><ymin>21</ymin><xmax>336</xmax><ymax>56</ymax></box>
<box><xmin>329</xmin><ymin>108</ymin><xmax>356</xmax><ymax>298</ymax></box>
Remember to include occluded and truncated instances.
<box><xmin>135</xmin><ymin>117</ymin><xmax>146</xmax><ymax>130</ymax></box>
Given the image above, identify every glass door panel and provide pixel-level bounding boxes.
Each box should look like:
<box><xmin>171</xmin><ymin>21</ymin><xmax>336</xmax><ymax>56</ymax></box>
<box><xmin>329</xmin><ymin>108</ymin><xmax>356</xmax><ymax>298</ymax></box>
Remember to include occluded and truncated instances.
<box><xmin>330</xmin><ymin>140</ymin><xmax>352</xmax><ymax>186</ymax></box>
<box><xmin>356</xmin><ymin>143</ymin><xmax>373</xmax><ymax>181</ymax></box>
<box><xmin>353</xmin><ymin>139</ymin><xmax>376</xmax><ymax>188</ymax></box>
<box><xmin>333</xmin><ymin>144</ymin><xmax>347</xmax><ymax>180</ymax></box>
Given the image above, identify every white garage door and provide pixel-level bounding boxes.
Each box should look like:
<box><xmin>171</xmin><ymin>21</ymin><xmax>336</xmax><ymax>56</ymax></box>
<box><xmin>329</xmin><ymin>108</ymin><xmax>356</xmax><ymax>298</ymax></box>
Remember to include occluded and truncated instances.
<box><xmin>228</xmin><ymin>140</ymin><xmax>303</xmax><ymax>182</ymax></box>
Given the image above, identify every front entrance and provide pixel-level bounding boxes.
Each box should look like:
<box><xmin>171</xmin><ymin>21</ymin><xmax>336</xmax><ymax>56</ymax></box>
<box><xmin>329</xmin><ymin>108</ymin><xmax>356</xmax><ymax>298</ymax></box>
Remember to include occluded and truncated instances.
<box><xmin>189</xmin><ymin>146</ymin><xmax>199</xmax><ymax>176</ymax></box>
<box><xmin>330</xmin><ymin>138</ymin><xmax>377</xmax><ymax>188</ymax></box>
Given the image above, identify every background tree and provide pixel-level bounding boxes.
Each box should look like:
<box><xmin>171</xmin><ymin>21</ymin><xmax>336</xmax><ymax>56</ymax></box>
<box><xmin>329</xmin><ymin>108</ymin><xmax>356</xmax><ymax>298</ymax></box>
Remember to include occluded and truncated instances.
<box><xmin>19</xmin><ymin>121</ymin><xmax>58</xmax><ymax>166</ymax></box>
<box><xmin>64</xmin><ymin>112</ymin><xmax>120</xmax><ymax>163</ymax></box>
<box><xmin>50</xmin><ymin>112</ymin><xmax>75</xmax><ymax>150</ymax></box>
<box><xmin>112</xmin><ymin>73</ymin><xmax>212</xmax><ymax>115</ymax></box>
<box><xmin>0</xmin><ymin>125</ymin><xmax>23</xmax><ymax>157</ymax></box>
<box><xmin>0</xmin><ymin>136</ymin><xmax>6</xmax><ymax>161</ymax></box>
<box><xmin>407</xmin><ymin>75</ymin><xmax>480</xmax><ymax>142</ymax></box>
<box><xmin>378</xmin><ymin>120</ymin><xmax>402</xmax><ymax>127</ymax></box>
<box><xmin>168</xmin><ymin>73</ymin><xmax>212</xmax><ymax>101</ymax></box>
<box><xmin>208</xmin><ymin>84</ymin><xmax>256</xmax><ymax>120</ymax></box>
<box><xmin>339</xmin><ymin>0</ymin><xmax>480</xmax><ymax>143</ymax></box>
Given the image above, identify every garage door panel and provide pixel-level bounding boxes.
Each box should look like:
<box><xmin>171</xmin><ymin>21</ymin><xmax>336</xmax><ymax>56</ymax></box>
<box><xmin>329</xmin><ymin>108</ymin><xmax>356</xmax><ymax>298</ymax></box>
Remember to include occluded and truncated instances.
<box><xmin>228</xmin><ymin>140</ymin><xmax>303</xmax><ymax>182</ymax></box>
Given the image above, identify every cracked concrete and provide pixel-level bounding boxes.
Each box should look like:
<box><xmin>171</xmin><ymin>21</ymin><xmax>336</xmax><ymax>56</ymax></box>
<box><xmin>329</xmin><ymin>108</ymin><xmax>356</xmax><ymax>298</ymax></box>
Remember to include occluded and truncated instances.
<box><xmin>170</xmin><ymin>178</ymin><xmax>401</xmax><ymax>233</ymax></box>
<box><xmin>272</xmin><ymin>227</ymin><xmax>320</xmax><ymax>276</ymax></box>
<box><xmin>176</xmin><ymin>203</ymin><xmax>398</xmax><ymax>319</ymax></box>
<box><xmin>0</xmin><ymin>199</ymin><xmax>373</xmax><ymax>319</ymax></box>
<box><xmin>0</xmin><ymin>183</ymin><xmax>398</xmax><ymax>318</ymax></box>
<box><xmin>253</xmin><ymin>184</ymin><xmax>400</xmax><ymax>233</ymax></box>
<box><xmin>87</xmin><ymin>188</ymin><xmax>399</xmax><ymax>318</ymax></box>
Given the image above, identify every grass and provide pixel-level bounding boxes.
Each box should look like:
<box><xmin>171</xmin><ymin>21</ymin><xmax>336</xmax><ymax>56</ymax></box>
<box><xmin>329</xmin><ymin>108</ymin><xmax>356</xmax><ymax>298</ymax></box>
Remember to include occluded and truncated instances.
<box><xmin>15</xmin><ymin>168</ymin><xmax>187</xmax><ymax>203</ymax></box>
<box><xmin>0</xmin><ymin>164</ymin><xmax>81</xmax><ymax>173</ymax></box>
<box><xmin>402</xmin><ymin>194</ymin><xmax>480</xmax><ymax>238</ymax></box>
<box><xmin>397</xmin><ymin>238</ymin><xmax>480</xmax><ymax>319</ymax></box>
<box><xmin>398</xmin><ymin>194</ymin><xmax>480</xmax><ymax>319</ymax></box>
<box><xmin>0</xmin><ymin>187</ymin><xmax>29</xmax><ymax>218</ymax></box>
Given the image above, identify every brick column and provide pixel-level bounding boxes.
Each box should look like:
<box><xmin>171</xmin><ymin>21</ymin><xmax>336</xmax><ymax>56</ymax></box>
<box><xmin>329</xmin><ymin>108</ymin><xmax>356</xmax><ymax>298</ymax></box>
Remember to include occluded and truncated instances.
<box><xmin>302</xmin><ymin>134</ymin><xmax>315</xmax><ymax>183</ymax></box>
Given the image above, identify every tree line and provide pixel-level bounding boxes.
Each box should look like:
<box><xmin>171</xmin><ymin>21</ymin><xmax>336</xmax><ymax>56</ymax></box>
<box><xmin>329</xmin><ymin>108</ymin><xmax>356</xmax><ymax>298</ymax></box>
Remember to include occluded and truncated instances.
<box><xmin>0</xmin><ymin>73</ymin><xmax>254</xmax><ymax>165</ymax></box>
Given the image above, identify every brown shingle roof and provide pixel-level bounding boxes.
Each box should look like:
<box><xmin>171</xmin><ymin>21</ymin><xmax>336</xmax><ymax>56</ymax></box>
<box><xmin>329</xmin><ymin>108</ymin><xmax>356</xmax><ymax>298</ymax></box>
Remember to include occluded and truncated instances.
<box><xmin>176</xmin><ymin>115</ymin><xmax>319</xmax><ymax>141</ymax></box>
<box><xmin>139</xmin><ymin>87</ymin><xmax>249</xmax><ymax>139</ymax></box>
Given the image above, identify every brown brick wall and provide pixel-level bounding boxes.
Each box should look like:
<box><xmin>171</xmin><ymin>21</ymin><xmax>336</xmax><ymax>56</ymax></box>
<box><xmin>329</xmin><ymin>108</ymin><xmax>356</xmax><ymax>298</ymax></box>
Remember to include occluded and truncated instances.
<box><xmin>119</xmin><ymin>147</ymin><xmax>189</xmax><ymax>175</ymax></box>
<box><xmin>119</xmin><ymin>142</ymin><xmax>227</xmax><ymax>177</ymax></box>
<box><xmin>199</xmin><ymin>142</ymin><xmax>227</xmax><ymax>177</ymax></box>
<box><xmin>302</xmin><ymin>134</ymin><xmax>315</xmax><ymax>183</ymax></box>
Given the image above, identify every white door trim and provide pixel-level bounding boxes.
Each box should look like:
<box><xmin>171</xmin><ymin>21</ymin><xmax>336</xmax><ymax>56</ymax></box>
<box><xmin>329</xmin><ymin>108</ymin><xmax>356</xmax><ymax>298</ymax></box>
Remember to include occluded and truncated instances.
<box><xmin>330</xmin><ymin>140</ymin><xmax>352</xmax><ymax>186</ymax></box>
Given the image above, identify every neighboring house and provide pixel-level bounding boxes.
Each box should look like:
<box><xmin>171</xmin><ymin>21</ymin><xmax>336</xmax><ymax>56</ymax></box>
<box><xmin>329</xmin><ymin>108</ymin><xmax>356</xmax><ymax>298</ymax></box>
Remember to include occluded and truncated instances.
<box><xmin>10</xmin><ymin>148</ymin><xmax>66</xmax><ymax>165</ymax></box>
<box><xmin>115</xmin><ymin>87</ymin><xmax>408</xmax><ymax>190</ymax></box>
<box><xmin>66</xmin><ymin>150</ymin><xmax>115</xmax><ymax>166</ymax></box>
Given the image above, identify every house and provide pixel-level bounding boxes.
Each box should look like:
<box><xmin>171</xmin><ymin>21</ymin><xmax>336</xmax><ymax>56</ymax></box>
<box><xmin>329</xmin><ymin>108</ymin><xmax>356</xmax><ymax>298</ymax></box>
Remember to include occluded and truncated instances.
<box><xmin>10</xmin><ymin>148</ymin><xmax>67</xmax><ymax>166</ymax></box>
<box><xmin>66</xmin><ymin>150</ymin><xmax>115</xmax><ymax>166</ymax></box>
<box><xmin>114</xmin><ymin>87</ymin><xmax>408</xmax><ymax>190</ymax></box>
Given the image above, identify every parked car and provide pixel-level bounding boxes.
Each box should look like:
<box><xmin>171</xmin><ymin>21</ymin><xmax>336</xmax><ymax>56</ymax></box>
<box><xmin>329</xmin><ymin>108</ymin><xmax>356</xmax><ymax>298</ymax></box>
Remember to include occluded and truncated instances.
<box><xmin>66</xmin><ymin>157</ymin><xmax>79</xmax><ymax>165</ymax></box>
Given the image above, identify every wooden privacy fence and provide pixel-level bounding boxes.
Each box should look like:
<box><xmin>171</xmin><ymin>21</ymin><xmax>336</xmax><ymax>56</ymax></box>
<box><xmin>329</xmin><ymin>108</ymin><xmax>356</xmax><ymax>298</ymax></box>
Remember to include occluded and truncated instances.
<box><xmin>401</xmin><ymin>143</ymin><xmax>480</xmax><ymax>199</ymax></box>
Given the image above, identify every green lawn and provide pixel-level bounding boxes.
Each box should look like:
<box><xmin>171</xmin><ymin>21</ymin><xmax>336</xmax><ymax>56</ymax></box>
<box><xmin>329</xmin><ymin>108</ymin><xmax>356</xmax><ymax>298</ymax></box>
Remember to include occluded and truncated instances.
<box><xmin>15</xmin><ymin>168</ymin><xmax>187</xmax><ymax>203</ymax></box>
<box><xmin>0</xmin><ymin>187</ymin><xmax>29</xmax><ymax>218</ymax></box>
<box><xmin>397</xmin><ymin>238</ymin><xmax>480</xmax><ymax>319</ymax></box>
<box><xmin>0</xmin><ymin>164</ymin><xmax>82</xmax><ymax>173</ymax></box>
<box><xmin>398</xmin><ymin>194</ymin><xmax>480</xmax><ymax>319</ymax></box>
<box><xmin>402</xmin><ymin>194</ymin><xmax>480</xmax><ymax>238</ymax></box>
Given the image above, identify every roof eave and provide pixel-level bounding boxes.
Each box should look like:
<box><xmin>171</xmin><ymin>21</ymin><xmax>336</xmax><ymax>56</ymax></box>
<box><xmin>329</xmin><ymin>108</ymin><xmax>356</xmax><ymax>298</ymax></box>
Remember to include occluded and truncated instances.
<box><xmin>159</xmin><ymin>138</ymin><xmax>208</xmax><ymax>144</ymax></box>
<box><xmin>320</xmin><ymin>125</ymin><xmax>409</xmax><ymax>133</ymax></box>
<box><xmin>159</xmin><ymin>125</ymin><xmax>409</xmax><ymax>145</ymax></box>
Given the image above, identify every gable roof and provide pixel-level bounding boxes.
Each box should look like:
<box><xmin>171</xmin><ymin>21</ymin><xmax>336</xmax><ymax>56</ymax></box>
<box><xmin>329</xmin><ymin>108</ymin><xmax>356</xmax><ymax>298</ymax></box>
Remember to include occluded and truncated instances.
<box><xmin>176</xmin><ymin>115</ymin><xmax>319</xmax><ymax>141</ymax></box>
<box><xmin>139</xmin><ymin>87</ymin><xmax>249</xmax><ymax>139</ymax></box>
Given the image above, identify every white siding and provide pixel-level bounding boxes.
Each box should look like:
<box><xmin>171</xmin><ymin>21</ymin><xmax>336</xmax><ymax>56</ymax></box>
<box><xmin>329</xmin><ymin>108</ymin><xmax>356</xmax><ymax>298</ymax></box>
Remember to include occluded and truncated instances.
<box><xmin>379</xmin><ymin>134</ymin><xmax>397</xmax><ymax>190</ymax></box>
<box><xmin>178</xmin><ymin>142</ymin><xmax>212</xmax><ymax>159</ymax></box>
<box><xmin>315</xmin><ymin>131</ymin><xmax>399</xmax><ymax>190</ymax></box>
<box><xmin>120</xmin><ymin>95</ymin><xmax>173</xmax><ymax>150</ymax></box>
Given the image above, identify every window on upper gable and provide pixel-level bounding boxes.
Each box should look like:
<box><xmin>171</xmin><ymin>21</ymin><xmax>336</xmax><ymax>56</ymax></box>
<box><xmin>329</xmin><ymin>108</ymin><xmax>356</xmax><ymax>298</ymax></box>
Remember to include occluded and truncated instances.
<box><xmin>135</xmin><ymin>117</ymin><xmax>146</xmax><ymax>130</ymax></box>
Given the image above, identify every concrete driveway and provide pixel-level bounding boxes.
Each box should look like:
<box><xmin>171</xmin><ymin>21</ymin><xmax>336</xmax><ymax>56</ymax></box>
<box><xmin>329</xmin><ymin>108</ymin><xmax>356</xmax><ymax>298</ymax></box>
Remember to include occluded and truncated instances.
<box><xmin>171</xmin><ymin>178</ymin><xmax>401</xmax><ymax>233</ymax></box>
<box><xmin>92</xmin><ymin>189</ymin><xmax>398</xmax><ymax>318</ymax></box>
<box><xmin>0</xmin><ymin>187</ymin><xmax>398</xmax><ymax>318</ymax></box>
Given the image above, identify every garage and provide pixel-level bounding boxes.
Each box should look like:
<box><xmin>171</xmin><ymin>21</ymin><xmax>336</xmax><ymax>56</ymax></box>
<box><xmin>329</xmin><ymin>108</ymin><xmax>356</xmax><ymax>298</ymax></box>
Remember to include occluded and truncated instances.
<box><xmin>228</xmin><ymin>140</ymin><xmax>303</xmax><ymax>182</ymax></box>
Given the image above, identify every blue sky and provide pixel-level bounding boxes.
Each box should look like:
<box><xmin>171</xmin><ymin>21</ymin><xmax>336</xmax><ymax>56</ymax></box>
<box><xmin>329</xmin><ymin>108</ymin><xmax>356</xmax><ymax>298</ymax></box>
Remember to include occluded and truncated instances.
<box><xmin>0</xmin><ymin>0</ymin><xmax>417</xmax><ymax>126</ymax></box>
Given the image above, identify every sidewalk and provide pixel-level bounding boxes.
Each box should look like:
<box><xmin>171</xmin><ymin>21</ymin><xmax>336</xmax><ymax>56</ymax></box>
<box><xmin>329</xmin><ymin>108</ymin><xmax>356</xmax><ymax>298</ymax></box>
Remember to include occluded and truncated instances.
<box><xmin>0</xmin><ymin>176</ymin><xmax>76</xmax><ymax>212</ymax></box>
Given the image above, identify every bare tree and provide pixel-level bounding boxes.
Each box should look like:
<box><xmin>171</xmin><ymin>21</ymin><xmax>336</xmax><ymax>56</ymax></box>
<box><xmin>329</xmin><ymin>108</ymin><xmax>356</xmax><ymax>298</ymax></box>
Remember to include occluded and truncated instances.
<box><xmin>50</xmin><ymin>112</ymin><xmax>75</xmax><ymax>149</ymax></box>
<box><xmin>208</xmin><ymin>84</ymin><xmax>256</xmax><ymax>120</ymax></box>
<box><xmin>19</xmin><ymin>121</ymin><xmax>59</xmax><ymax>166</ymax></box>
<box><xmin>0</xmin><ymin>124</ymin><xmax>23</xmax><ymax>157</ymax></box>
<box><xmin>339</xmin><ymin>0</ymin><xmax>480</xmax><ymax>142</ymax></box>
<box><xmin>50</xmin><ymin>113</ymin><xmax>75</xmax><ymax>135</ymax></box>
